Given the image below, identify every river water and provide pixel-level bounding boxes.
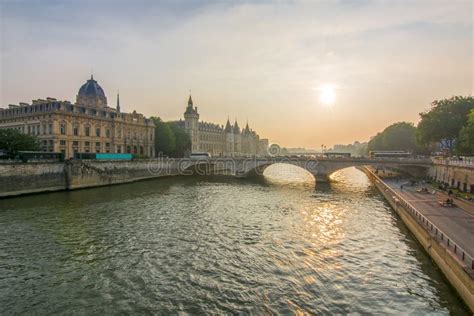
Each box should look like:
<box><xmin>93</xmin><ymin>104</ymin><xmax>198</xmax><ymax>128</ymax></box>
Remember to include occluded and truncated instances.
<box><xmin>0</xmin><ymin>166</ymin><xmax>469</xmax><ymax>314</ymax></box>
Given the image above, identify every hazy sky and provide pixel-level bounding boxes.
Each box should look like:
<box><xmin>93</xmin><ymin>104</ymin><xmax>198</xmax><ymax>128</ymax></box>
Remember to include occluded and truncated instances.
<box><xmin>1</xmin><ymin>0</ymin><xmax>472</xmax><ymax>148</ymax></box>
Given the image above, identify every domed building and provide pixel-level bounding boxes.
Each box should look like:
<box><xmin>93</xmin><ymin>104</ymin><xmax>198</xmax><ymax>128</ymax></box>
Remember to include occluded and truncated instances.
<box><xmin>76</xmin><ymin>75</ymin><xmax>108</xmax><ymax>107</ymax></box>
<box><xmin>0</xmin><ymin>75</ymin><xmax>155</xmax><ymax>158</ymax></box>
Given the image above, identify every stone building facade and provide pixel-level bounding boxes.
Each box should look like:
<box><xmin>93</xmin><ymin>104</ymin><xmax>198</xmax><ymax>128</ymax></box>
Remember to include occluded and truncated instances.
<box><xmin>177</xmin><ymin>95</ymin><xmax>269</xmax><ymax>157</ymax></box>
<box><xmin>429</xmin><ymin>162</ymin><xmax>473</xmax><ymax>193</ymax></box>
<box><xmin>0</xmin><ymin>76</ymin><xmax>155</xmax><ymax>158</ymax></box>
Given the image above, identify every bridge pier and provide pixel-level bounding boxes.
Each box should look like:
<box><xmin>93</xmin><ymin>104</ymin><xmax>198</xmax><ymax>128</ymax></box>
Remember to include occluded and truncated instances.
<box><xmin>314</xmin><ymin>173</ymin><xmax>330</xmax><ymax>182</ymax></box>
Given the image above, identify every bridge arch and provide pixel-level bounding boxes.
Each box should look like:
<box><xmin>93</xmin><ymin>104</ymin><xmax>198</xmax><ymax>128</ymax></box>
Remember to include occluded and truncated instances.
<box><xmin>236</xmin><ymin>158</ymin><xmax>432</xmax><ymax>182</ymax></box>
<box><xmin>169</xmin><ymin>157</ymin><xmax>432</xmax><ymax>182</ymax></box>
<box><xmin>238</xmin><ymin>159</ymin><xmax>327</xmax><ymax>182</ymax></box>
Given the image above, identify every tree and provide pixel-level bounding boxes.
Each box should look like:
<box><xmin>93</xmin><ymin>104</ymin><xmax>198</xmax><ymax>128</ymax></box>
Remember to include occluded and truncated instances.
<box><xmin>367</xmin><ymin>132</ymin><xmax>384</xmax><ymax>152</ymax></box>
<box><xmin>368</xmin><ymin>122</ymin><xmax>419</xmax><ymax>152</ymax></box>
<box><xmin>417</xmin><ymin>96</ymin><xmax>474</xmax><ymax>153</ymax></box>
<box><xmin>456</xmin><ymin>109</ymin><xmax>474</xmax><ymax>155</ymax></box>
<box><xmin>0</xmin><ymin>129</ymin><xmax>40</xmax><ymax>156</ymax></box>
<box><xmin>328</xmin><ymin>141</ymin><xmax>368</xmax><ymax>156</ymax></box>
<box><xmin>168</xmin><ymin>122</ymin><xmax>191</xmax><ymax>158</ymax></box>
<box><xmin>150</xmin><ymin>117</ymin><xmax>175</xmax><ymax>157</ymax></box>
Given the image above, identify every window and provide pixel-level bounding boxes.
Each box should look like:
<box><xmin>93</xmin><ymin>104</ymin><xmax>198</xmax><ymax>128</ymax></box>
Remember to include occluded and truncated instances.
<box><xmin>96</xmin><ymin>142</ymin><xmax>100</xmax><ymax>147</ymax></box>
<box><xmin>106</xmin><ymin>129</ymin><xmax>110</xmax><ymax>138</ymax></box>
<box><xmin>73</xmin><ymin>127</ymin><xmax>79</xmax><ymax>136</ymax></box>
<box><xmin>60</xmin><ymin>123</ymin><xmax>66</xmax><ymax>135</ymax></box>
<box><xmin>96</xmin><ymin>128</ymin><xmax>101</xmax><ymax>137</ymax></box>
<box><xmin>117</xmin><ymin>145</ymin><xmax>121</xmax><ymax>153</ymax></box>
<box><xmin>105</xmin><ymin>143</ymin><xmax>110</xmax><ymax>147</ymax></box>
<box><xmin>85</xmin><ymin>126</ymin><xmax>90</xmax><ymax>137</ymax></box>
<box><xmin>85</xmin><ymin>141</ymin><xmax>90</xmax><ymax>146</ymax></box>
<box><xmin>48</xmin><ymin>124</ymin><xmax>53</xmax><ymax>134</ymax></box>
<box><xmin>60</xmin><ymin>140</ymin><xmax>66</xmax><ymax>146</ymax></box>
<box><xmin>73</xmin><ymin>141</ymin><xmax>79</xmax><ymax>146</ymax></box>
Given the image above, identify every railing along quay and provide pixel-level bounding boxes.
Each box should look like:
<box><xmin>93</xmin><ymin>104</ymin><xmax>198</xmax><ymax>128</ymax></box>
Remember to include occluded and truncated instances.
<box><xmin>432</xmin><ymin>157</ymin><xmax>474</xmax><ymax>168</ymax></box>
<box><xmin>367</xmin><ymin>168</ymin><xmax>474</xmax><ymax>272</ymax></box>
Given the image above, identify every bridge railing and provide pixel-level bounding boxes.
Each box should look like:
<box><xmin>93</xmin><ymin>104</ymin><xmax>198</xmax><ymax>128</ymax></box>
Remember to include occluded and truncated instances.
<box><xmin>432</xmin><ymin>157</ymin><xmax>474</xmax><ymax>168</ymax></box>
<box><xmin>368</xmin><ymin>168</ymin><xmax>474</xmax><ymax>272</ymax></box>
<box><xmin>249</xmin><ymin>156</ymin><xmax>432</xmax><ymax>163</ymax></box>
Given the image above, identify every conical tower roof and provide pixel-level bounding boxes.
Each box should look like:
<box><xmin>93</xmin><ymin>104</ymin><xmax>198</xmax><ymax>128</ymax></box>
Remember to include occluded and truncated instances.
<box><xmin>244</xmin><ymin>121</ymin><xmax>250</xmax><ymax>134</ymax></box>
<box><xmin>233</xmin><ymin>120</ymin><xmax>240</xmax><ymax>134</ymax></box>
<box><xmin>225</xmin><ymin>118</ymin><xmax>233</xmax><ymax>133</ymax></box>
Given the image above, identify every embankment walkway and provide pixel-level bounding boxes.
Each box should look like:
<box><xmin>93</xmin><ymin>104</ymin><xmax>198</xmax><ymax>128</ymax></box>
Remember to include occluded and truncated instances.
<box><xmin>366</xmin><ymin>168</ymin><xmax>474</xmax><ymax>311</ymax></box>
<box><xmin>384</xmin><ymin>179</ymin><xmax>474</xmax><ymax>260</ymax></box>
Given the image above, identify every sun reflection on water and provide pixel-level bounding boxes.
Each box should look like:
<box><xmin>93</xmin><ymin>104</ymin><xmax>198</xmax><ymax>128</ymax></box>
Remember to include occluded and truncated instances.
<box><xmin>263</xmin><ymin>164</ymin><xmax>350</xmax><ymax>275</ymax></box>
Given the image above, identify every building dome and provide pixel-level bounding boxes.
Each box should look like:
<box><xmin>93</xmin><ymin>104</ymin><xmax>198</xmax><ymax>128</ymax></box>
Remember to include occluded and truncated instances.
<box><xmin>76</xmin><ymin>75</ymin><xmax>108</xmax><ymax>107</ymax></box>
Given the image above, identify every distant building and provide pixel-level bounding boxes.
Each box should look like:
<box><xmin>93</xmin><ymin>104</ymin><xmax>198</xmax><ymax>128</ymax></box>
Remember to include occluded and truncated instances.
<box><xmin>176</xmin><ymin>95</ymin><xmax>269</xmax><ymax>156</ymax></box>
<box><xmin>0</xmin><ymin>75</ymin><xmax>155</xmax><ymax>158</ymax></box>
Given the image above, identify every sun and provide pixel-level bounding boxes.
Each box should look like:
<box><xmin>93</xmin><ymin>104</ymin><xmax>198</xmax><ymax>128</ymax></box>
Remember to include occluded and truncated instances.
<box><xmin>319</xmin><ymin>84</ymin><xmax>336</xmax><ymax>106</ymax></box>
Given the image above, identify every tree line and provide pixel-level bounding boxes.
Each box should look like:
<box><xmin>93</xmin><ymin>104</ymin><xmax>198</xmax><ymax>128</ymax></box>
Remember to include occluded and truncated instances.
<box><xmin>150</xmin><ymin>117</ymin><xmax>191</xmax><ymax>158</ymax></box>
<box><xmin>0</xmin><ymin>129</ymin><xmax>40</xmax><ymax>157</ymax></box>
<box><xmin>368</xmin><ymin>96</ymin><xmax>474</xmax><ymax>155</ymax></box>
<box><xmin>2</xmin><ymin>96</ymin><xmax>472</xmax><ymax>158</ymax></box>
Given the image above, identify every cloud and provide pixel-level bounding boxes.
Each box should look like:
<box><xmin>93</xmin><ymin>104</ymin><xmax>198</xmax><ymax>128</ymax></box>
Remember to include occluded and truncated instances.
<box><xmin>0</xmin><ymin>0</ymin><xmax>472</xmax><ymax>147</ymax></box>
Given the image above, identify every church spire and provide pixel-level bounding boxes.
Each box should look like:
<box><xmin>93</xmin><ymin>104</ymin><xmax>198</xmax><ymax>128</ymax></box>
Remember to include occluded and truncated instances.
<box><xmin>188</xmin><ymin>94</ymin><xmax>193</xmax><ymax>106</ymax></box>
<box><xmin>116</xmin><ymin>92</ymin><xmax>120</xmax><ymax>113</ymax></box>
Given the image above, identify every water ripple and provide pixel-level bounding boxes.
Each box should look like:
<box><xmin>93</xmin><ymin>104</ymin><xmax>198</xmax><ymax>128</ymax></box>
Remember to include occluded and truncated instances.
<box><xmin>0</xmin><ymin>167</ymin><xmax>469</xmax><ymax>314</ymax></box>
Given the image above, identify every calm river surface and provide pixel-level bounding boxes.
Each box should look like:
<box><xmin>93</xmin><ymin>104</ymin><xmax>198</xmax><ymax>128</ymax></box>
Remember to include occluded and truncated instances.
<box><xmin>0</xmin><ymin>166</ymin><xmax>469</xmax><ymax>314</ymax></box>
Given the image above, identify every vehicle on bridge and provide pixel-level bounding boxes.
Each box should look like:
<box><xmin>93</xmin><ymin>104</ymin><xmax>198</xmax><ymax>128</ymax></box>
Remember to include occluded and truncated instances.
<box><xmin>190</xmin><ymin>152</ymin><xmax>212</xmax><ymax>160</ymax></box>
<box><xmin>16</xmin><ymin>151</ymin><xmax>65</xmax><ymax>162</ymax></box>
<box><xmin>369</xmin><ymin>151</ymin><xmax>411</xmax><ymax>158</ymax></box>
<box><xmin>323</xmin><ymin>152</ymin><xmax>351</xmax><ymax>158</ymax></box>
<box><xmin>73</xmin><ymin>153</ymin><xmax>133</xmax><ymax>160</ymax></box>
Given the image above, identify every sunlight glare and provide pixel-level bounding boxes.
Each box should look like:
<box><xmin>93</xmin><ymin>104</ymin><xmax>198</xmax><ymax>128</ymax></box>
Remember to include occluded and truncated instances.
<box><xmin>318</xmin><ymin>84</ymin><xmax>336</xmax><ymax>106</ymax></box>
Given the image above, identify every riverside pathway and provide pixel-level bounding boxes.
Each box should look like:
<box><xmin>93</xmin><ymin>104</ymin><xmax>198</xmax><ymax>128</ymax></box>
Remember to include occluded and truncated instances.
<box><xmin>384</xmin><ymin>179</ymin><xmax>474</xmax><ymax>259</ymax></box>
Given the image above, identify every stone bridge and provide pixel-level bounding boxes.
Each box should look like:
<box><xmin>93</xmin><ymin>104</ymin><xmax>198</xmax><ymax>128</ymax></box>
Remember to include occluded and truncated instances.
<box><xmin>0</xmin><ymin>157</ymin><xmax>434</xmax><ymax>197</ymax></box>
<box><xmin>182</xmin><ymin>157</ymin><xmax>433</xmax><ymax>182</ymax></box>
